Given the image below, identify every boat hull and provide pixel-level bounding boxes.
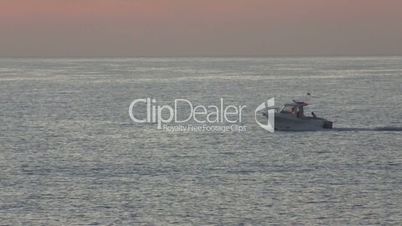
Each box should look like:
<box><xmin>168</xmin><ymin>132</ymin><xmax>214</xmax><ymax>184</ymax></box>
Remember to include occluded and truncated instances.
<box><xmin>274</xmin><ymin>113</ymin><xmax>333</xmax><ymax>131</ymax></box>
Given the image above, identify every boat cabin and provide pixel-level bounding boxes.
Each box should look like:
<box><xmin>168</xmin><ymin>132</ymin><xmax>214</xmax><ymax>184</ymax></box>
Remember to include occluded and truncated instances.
<box><xmin>279</xmin><ymin>101</ymin><xmax>308</xmax><ymax>118</ymax></box>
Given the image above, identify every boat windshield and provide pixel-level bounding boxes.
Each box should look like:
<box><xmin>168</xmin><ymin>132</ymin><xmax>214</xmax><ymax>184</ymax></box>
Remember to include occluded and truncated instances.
<box><xmin>280</xmin><ymin>104</ymin><xmax>297</xmax><ymax>113</ymax></box>
<box><xmin>280</xmin><ymin>103</ymin><xmax>305</xmax><ymax>118</ymax></box>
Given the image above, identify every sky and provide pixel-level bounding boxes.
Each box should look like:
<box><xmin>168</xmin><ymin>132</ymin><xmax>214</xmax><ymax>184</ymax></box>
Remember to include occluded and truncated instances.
<box><xmin>0</xmin><ymin>0</ymin><xmax>402</xmax><ymax>57</ymax></box>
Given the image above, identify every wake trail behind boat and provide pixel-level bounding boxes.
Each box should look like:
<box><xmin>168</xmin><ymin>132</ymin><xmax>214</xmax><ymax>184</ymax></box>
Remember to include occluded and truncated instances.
<box><xmin>333</xmin><ymin>126</ymin><xmax>402</xmax><ymax>132</ymax></box>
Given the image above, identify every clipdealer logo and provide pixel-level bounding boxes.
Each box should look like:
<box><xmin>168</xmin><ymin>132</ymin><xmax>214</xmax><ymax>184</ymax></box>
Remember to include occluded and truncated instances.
<box><xmin>254</xmin><ymin>98</ymin><xmax>275</xmax><ymax>133</ymax></box>
<box><xmin>129</xmin><ymin>98</ymin><xmax>276</xmax><ymax>133</ymax></box>
<box><xmin>129</xmin><ymin>98</ymin><xmax>247</xmax><ymax>132</ymax></box>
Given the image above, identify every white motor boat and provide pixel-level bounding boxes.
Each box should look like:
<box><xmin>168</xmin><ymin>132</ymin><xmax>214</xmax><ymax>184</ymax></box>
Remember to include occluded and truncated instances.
<box><xmin>263</xmin><ymin>100</ymin><xmax>333</xmax><ymax>131</ymax></box>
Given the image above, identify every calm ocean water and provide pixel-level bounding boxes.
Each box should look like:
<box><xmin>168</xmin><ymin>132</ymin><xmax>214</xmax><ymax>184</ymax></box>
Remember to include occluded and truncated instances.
<box><xmin>1</xmin><ymin>57</ymin><xmax>402</xmax><ymax>225</ymax></box>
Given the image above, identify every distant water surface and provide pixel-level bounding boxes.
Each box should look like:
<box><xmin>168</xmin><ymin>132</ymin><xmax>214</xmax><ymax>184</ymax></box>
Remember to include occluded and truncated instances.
<box><xmin>1</xmin><ymin>57</ymin><xmax>402</xmax><ymax>225</ymax></box>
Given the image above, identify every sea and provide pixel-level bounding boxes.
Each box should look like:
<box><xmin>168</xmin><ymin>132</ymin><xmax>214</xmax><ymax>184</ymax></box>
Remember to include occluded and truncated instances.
<box><xmin>1</xmin><ymin>57</ymin><xmax>402</xmax><ymax>225</ymax></box>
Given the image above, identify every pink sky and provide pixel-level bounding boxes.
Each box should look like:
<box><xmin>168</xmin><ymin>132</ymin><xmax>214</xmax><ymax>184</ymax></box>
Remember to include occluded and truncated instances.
<box><xmin>1</xmin><ymin>0</ymin><xmax>401</xmax><ymax>57</ymax></box>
